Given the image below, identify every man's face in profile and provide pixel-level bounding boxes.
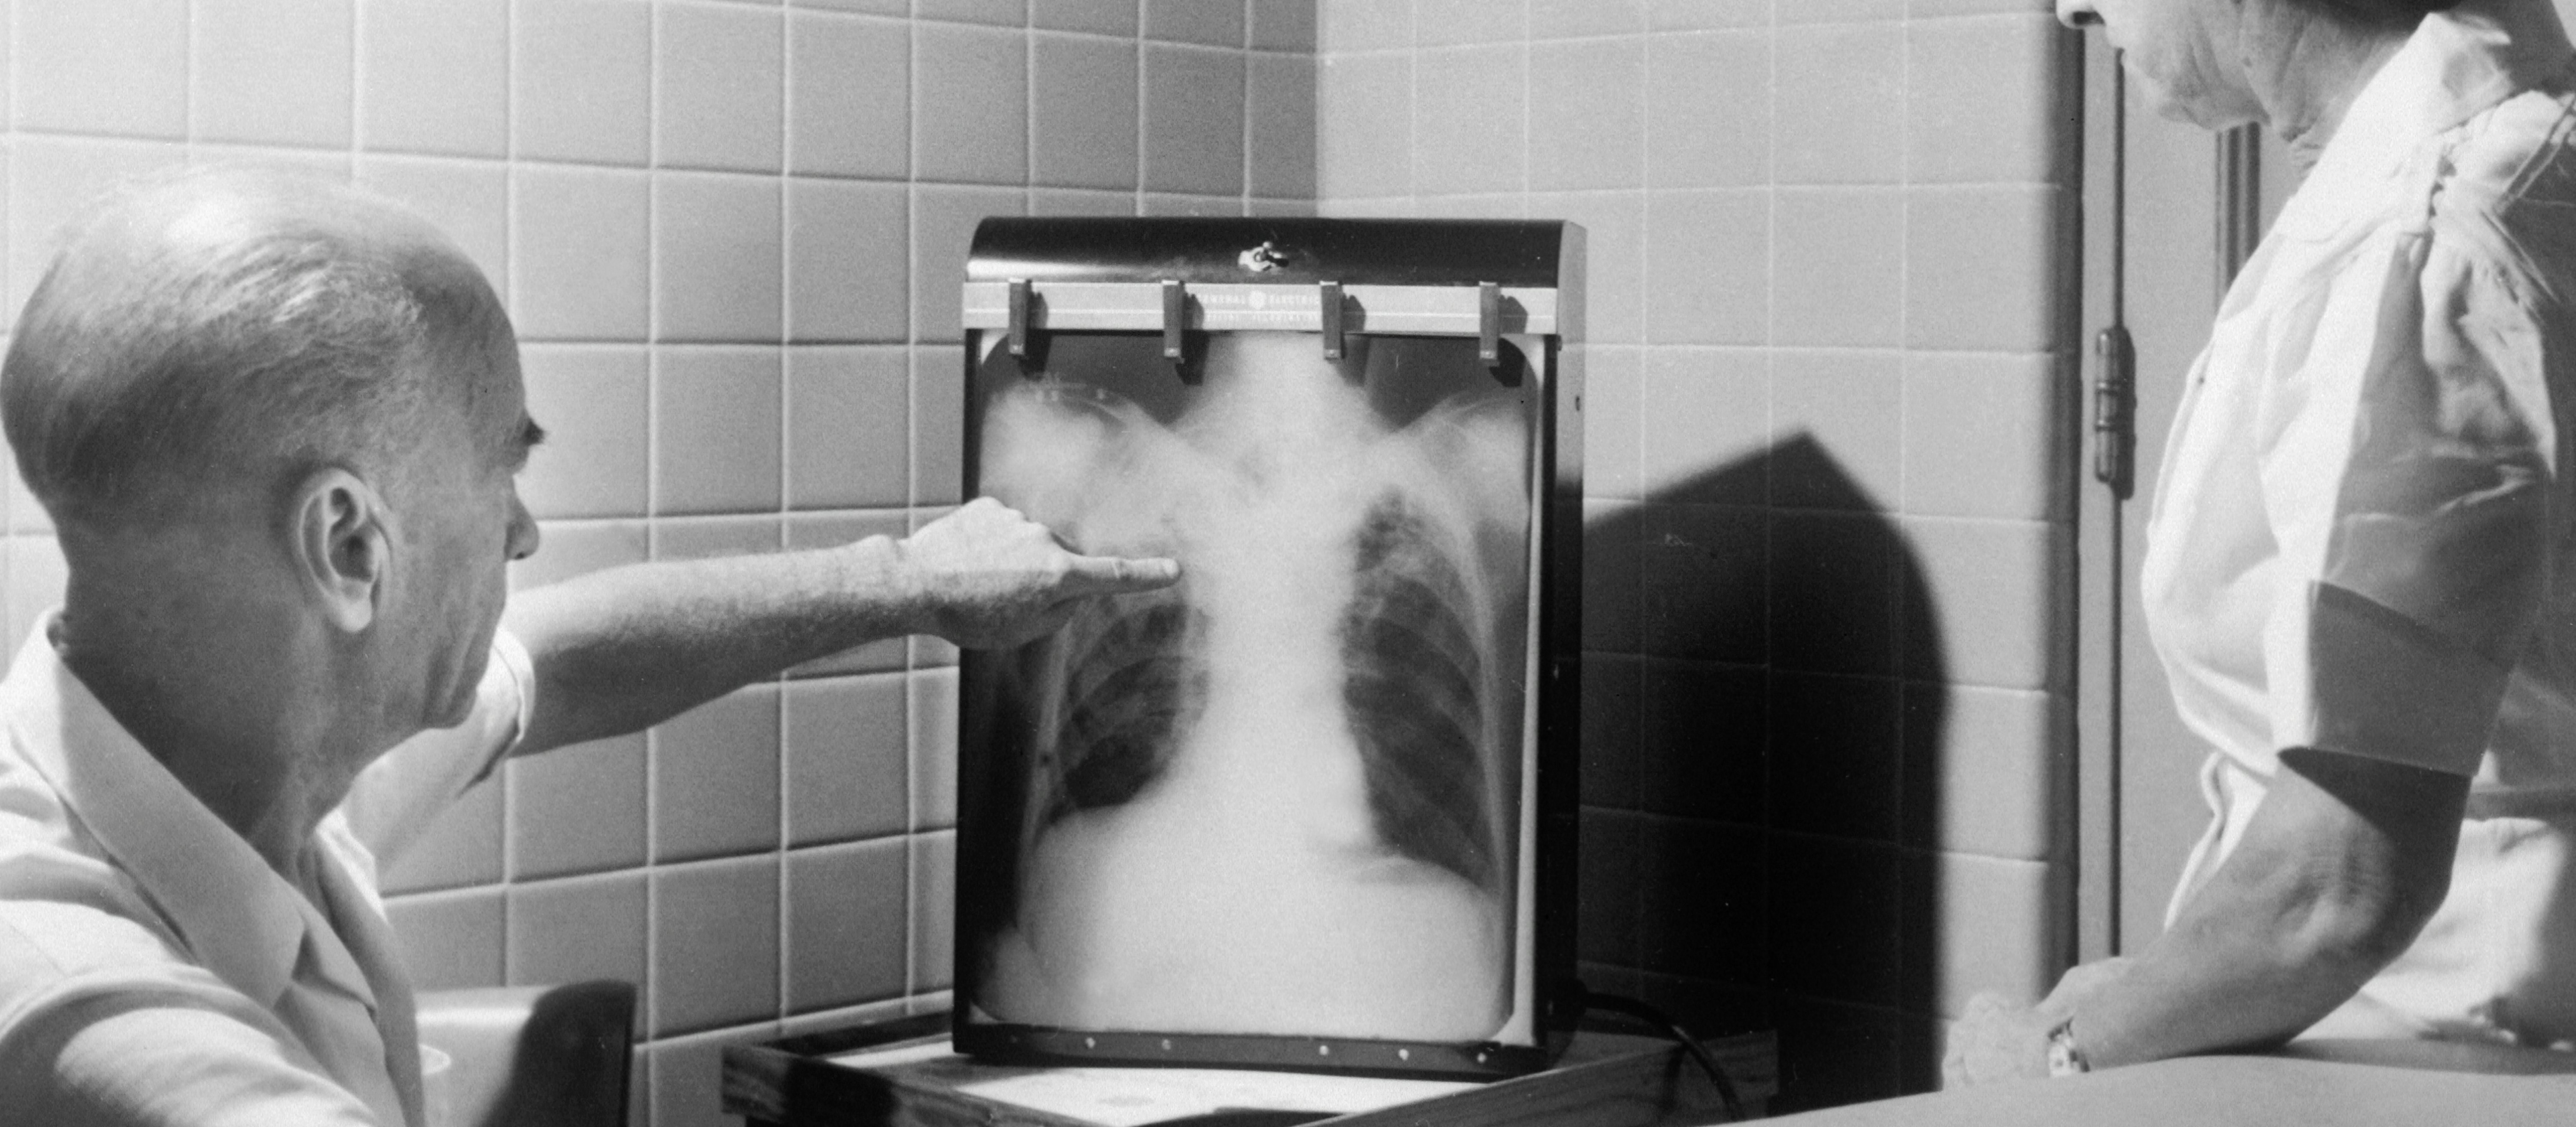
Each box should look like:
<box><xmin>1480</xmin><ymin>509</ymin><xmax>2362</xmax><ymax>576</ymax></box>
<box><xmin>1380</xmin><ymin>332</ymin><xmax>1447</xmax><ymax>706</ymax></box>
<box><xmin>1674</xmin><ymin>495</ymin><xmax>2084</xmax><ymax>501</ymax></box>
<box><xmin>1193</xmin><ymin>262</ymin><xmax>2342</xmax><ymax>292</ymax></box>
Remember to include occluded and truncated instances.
<box><xmin>380</xmin><ymin>323</ymin><xmax>543</xmax><ymax>733</ymax></box>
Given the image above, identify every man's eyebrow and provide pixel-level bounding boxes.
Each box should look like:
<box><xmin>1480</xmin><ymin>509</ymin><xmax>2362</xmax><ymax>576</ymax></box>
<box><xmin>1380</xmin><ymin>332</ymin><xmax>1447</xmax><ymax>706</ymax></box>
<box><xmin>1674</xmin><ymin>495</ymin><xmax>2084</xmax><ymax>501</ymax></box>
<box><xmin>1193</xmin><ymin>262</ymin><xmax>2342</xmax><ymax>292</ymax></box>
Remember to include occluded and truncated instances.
<box><xmin>511</xmin><ymin>416</ymin><xmax>547</xmax><ymax>466</ymax></box>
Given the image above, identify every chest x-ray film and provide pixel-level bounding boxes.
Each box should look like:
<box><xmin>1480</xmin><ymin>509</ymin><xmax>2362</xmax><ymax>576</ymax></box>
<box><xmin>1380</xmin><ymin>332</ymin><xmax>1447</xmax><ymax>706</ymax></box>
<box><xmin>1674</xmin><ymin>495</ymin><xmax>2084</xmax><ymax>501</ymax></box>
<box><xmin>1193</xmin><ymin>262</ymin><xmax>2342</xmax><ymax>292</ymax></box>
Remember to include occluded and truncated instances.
<box><xmin>953</xmin><ymin>219</ymin><xmax>1582</xmax><ymax>1080</ymax></box>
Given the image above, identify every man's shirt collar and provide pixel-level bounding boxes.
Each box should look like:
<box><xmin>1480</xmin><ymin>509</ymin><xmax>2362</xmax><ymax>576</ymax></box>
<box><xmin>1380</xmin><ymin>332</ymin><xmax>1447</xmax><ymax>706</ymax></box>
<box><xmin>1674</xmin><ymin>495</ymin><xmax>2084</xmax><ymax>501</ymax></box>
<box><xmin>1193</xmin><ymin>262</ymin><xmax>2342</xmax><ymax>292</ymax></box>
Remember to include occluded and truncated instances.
<box><xmin>2301</xmin><ymin>0</ymin><xmax>2574</xmax><ymax>195</ymax></box>
<box><xmin>0</xmin><ymin>615</ymin><xmax>369</xmax><ymax>1010</ymax></box>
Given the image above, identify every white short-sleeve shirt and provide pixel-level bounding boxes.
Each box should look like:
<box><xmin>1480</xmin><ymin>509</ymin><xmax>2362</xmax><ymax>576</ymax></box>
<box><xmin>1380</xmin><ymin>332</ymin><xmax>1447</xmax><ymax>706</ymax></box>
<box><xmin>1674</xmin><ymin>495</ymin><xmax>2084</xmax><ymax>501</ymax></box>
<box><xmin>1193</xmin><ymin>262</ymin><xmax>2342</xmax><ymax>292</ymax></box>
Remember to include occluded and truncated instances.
<box><xmin>2142</xmin><ymin>0</ymin><xmax>2576</xmax><ymax>814</ymax></box>
<box><xmin>0</xmin><ymin>612</ymin><xmax>531</xmax><ymax>1126</ymax></box>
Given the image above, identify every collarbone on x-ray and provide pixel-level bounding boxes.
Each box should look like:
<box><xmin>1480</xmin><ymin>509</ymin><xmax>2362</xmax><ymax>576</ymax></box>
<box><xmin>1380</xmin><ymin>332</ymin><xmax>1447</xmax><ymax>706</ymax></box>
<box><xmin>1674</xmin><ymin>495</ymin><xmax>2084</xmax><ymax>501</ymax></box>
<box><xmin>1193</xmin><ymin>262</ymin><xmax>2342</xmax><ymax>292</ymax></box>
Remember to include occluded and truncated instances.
<box><xmin>974</xmin><ymin>332</ymin><xmax>1534</xmax><ymax>1041</ymax></box>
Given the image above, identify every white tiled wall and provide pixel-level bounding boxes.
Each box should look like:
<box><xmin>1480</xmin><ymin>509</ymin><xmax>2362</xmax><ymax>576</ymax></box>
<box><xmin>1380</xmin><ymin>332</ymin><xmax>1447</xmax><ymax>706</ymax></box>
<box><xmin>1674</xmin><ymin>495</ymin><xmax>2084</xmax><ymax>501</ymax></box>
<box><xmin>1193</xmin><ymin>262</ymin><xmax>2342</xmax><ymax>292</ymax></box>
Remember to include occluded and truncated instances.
<box><xmin>0</xmin><ymin>3</ymin><xmax>1312</xmax><ymax>1126</ymax></box>
<box><xmin>1315</xmin><ymin>0</ymin><xmax>2081</xmax><ymax>1111</ymax></box>
<box><xmin>6</xmin><ymin>0</ymin><xmax>2085</xmax><ymax>1119</ymax></box>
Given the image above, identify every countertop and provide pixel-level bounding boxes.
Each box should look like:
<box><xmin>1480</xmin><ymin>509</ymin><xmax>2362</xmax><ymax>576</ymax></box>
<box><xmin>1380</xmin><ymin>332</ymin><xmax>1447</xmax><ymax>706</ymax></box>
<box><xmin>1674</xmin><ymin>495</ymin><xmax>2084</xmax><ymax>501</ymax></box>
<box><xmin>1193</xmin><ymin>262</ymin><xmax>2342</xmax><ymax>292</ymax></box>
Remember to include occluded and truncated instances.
<box><xmin>1762</xmin><ymin>1040</ymin><xmax>2576</xmax><ymax>1127</ymax></box>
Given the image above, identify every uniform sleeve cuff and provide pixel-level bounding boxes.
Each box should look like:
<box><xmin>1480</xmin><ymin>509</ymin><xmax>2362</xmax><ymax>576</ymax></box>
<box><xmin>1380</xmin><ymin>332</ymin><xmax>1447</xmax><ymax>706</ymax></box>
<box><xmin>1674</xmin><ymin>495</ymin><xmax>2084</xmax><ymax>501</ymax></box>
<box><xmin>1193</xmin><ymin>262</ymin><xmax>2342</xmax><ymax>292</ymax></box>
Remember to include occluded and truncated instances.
<box><xmin>480</xmin><ymin>628</ymin><xmax>537</xmax><ymax>777</ymax></box>
<box><xmin>2273</xmin><ymin>581</ymin><xmax>2507</xmax><ymax>776</ymax></box>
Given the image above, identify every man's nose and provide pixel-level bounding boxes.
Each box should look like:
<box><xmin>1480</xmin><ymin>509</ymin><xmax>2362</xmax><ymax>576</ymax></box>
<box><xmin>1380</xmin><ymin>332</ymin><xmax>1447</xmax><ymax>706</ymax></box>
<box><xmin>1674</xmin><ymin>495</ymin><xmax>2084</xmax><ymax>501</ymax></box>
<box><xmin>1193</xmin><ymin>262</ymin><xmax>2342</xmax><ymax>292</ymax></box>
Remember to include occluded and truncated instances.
<box><xmin>2056</xmin><ymin>0</ymin><xmax>2102</xmax><ymax>29</ymax></box>
<box><xmin>506</xmin><ymin>492</ymin><xmax>541</xmax><ymax>561</ymax></box>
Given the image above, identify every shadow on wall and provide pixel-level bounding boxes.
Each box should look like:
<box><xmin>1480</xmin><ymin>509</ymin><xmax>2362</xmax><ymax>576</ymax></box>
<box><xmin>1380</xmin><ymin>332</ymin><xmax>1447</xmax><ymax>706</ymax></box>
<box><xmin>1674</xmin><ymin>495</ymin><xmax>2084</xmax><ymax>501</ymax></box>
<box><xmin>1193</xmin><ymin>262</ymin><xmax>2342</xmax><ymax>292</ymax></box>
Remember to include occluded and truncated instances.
<box><xmin>1581</xmin><ymin>431</ymin><xmax>1952</xmax><ymax>1113</ymax></box>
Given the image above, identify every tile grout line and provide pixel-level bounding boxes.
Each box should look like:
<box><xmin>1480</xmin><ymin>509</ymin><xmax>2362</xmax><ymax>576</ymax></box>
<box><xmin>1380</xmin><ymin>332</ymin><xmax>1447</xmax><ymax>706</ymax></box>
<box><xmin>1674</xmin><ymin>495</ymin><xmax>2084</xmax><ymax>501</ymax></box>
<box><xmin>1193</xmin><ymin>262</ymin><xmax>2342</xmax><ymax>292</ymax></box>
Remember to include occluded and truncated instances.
<box><xmin>900</xmin><ymin>0</ymin><xmax>930</xmax><ymax>1010</ymax></box>
<box><xmin>642</xmin><ymin>0</ymin><xmax>668</xmax><ymax>1053</ymax></box>
<box><xmin>1135</xmin><ymin>0</ymin><xmax>1148</xmax><ymax>214</ymax></box>
<box><xmin>776</xmin><ymin>0</ymin><xmax>794</xmax><ymax>1027</ymax></box>
<box><xmin>1240</xmin><ymin>0</ymin><xmax>1253</xmax><ymax>211</ymax></box>
<box><xmin>1754</xmin><ymin>0</ymin><xmax>1781</xmax><ymax>1030</ymax></box>
<box><xmin>1894</xmin><ymin>6</ymin><xmax>1918</xmax><ymax>881</ymax></box>
<box><xmin>496</xmin><ymin>0</ymin><xmax>519</xmax><ymax>980</ymax></box>
<box><xmin>2</xmin><ymin>0</ymin><xmax>11</xmax><ymax>561</ymax></box>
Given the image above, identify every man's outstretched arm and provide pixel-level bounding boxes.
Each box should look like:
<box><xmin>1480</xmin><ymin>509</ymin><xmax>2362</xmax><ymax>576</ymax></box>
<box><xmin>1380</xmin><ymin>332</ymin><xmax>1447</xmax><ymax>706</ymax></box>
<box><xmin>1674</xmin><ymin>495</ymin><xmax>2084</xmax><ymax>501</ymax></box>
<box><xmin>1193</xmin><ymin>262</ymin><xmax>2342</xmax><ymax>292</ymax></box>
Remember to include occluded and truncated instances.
<box><xmin>499</xmin><ymin>498</ymin><xmax>1179</xmax><ymax>756</ymax></box>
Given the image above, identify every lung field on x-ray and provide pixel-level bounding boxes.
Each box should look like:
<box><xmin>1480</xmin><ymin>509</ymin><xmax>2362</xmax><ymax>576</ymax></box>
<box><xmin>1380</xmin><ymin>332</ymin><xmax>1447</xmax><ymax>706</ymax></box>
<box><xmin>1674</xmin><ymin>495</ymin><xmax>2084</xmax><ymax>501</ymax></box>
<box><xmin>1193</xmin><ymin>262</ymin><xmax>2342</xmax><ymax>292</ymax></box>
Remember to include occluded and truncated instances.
<box><xmin>968</xmin><ymin>331</ymin><xmax>1533</xmax><ymax>1042</ymax></box>
<box><xmin>1047</xmin><ymin>598</ymin><xmax>1208</xmax><ymax>819</ymax></box>
<box><xmin>1341</xmin><ymin>495</ymin><xmax>1498</xmax><ymax>890</ymax></box>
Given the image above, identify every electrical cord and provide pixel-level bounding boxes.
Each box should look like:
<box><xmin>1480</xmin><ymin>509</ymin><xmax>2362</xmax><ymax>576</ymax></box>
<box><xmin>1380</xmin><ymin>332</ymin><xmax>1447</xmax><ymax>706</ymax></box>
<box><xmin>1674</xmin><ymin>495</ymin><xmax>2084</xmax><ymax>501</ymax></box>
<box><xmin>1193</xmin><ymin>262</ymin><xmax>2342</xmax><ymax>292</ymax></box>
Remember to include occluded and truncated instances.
<box><xmin>1578</xmin><ymin>986</ymin><xmax>1746</xmax><ymax>1122</ymax></box>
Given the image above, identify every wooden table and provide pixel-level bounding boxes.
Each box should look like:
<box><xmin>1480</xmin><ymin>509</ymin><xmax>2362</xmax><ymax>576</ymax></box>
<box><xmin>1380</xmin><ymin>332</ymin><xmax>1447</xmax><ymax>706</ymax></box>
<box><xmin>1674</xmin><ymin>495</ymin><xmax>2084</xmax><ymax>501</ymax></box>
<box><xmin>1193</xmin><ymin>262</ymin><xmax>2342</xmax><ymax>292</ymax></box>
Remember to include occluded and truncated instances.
<box><xmin>721</xmin><ymin>1014</ymin><xmax>1778</xmax><ymax>1127</ymax></box>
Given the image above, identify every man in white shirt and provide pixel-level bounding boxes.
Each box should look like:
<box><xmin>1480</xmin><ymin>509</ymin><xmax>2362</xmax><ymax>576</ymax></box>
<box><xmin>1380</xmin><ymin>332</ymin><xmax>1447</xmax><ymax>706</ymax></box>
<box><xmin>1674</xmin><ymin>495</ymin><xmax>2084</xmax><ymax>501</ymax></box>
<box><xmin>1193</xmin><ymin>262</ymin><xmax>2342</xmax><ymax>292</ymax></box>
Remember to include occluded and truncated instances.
<box><xmin>1951</xmin><ymin>0</ymin><xmax>2576</xmax><ymax>1082</ymax></box>
<box><xmin>0</xmin><ymin>167</ymin><xmax>1179</xmax><ymax>1123</ymax></box>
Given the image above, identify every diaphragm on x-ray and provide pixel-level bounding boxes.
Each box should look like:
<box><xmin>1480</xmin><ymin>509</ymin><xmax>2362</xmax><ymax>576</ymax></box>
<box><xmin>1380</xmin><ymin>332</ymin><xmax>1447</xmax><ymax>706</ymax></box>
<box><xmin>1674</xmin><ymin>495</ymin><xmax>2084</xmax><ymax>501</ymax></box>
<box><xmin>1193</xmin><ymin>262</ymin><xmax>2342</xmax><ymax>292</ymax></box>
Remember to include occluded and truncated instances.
<box><xmin>961</xmin><ymin>331</ymin><xmax>1537</xmax><ymax>1044</ymax></box>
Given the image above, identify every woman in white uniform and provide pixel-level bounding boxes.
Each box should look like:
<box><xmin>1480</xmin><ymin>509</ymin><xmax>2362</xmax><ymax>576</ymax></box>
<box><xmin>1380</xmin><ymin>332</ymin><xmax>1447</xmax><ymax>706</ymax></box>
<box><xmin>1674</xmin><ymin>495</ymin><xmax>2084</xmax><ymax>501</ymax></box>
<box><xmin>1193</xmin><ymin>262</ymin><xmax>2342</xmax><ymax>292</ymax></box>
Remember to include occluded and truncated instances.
<box><xmin>1949</xmin><ymin>0</ymin><xmax>2576</xmax><ymax>1083</ymax></box>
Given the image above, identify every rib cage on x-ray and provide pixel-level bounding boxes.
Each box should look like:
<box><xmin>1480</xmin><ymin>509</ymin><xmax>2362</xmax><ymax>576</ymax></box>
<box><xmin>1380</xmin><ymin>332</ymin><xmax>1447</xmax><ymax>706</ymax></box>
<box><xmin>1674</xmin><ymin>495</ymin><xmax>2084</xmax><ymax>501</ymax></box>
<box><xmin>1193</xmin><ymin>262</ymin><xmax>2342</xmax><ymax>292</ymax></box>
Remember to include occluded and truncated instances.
<box><xmin>1040</xmin><ymin>495</ymin><xmax>1499</xmax><ymax>887</ymax></box>
<box><xmin>969</xmin><ymin>332</ymin><xmax>1532</xmax><ymax>1042</ymax></box>
<box><xmin>1341</xmin><ymin>493</ymin><xmax>1504</xmax><ymax>890</ymax></box>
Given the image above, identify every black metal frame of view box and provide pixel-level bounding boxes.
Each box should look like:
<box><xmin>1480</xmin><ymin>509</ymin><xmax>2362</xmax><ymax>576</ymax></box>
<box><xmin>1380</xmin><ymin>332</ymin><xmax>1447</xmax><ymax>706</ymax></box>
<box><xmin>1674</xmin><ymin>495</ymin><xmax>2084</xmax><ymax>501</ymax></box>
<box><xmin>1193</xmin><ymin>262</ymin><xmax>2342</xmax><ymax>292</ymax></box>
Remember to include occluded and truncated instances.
<box><xmin>950</xmin><ymin>217</ymin><xmax>1588</xmax><ymax>1080</ymax></box>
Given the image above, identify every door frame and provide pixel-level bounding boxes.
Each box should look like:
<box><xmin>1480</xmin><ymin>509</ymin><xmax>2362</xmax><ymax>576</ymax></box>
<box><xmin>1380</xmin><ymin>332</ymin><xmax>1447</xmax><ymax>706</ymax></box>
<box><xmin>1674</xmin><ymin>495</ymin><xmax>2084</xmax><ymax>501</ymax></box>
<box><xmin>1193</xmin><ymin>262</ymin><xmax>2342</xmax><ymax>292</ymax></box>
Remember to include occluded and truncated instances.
<box><xmin>2075</xmin><ymin>27</ymin><xmax>2124</xmax><ymax>965</ymax></box>
<box><xmin>2074</xmin><ymin>37</ymin><xmax>2282</xmax><ymax>965</ymax></box>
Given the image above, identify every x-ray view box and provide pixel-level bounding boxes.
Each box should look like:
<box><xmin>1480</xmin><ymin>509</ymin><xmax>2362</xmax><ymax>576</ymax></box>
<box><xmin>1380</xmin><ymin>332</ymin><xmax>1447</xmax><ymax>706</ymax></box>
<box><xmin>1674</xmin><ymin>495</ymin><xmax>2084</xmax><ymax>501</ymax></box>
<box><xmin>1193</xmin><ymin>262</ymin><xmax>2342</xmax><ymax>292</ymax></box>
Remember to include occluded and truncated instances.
<box><xmin>952</xmin><ymin>217</ymin><xmax>1585</xmax><ymax>1080</ymax></box>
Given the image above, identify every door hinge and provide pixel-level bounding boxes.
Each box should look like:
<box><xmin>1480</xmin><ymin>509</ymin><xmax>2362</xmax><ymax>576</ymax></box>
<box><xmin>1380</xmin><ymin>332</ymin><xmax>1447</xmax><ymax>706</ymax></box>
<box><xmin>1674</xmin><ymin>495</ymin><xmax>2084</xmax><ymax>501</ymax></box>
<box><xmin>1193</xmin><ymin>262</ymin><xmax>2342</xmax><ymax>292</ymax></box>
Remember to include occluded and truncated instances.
<box><xmin>2093</xmin><ymin>325</ymin><xmax>2137</xmax><ymax>501</ymax></box>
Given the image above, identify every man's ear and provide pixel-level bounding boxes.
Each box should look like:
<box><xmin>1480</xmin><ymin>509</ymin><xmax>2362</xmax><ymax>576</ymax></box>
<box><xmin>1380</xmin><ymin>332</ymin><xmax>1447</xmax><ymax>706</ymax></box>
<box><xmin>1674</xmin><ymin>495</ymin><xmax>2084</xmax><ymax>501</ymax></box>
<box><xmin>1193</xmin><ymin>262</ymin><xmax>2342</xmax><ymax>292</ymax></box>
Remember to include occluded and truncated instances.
<box><xmin>293</xmin><ymin>468</ymin><xmax>389</xmax><ymax>634</ymax></box>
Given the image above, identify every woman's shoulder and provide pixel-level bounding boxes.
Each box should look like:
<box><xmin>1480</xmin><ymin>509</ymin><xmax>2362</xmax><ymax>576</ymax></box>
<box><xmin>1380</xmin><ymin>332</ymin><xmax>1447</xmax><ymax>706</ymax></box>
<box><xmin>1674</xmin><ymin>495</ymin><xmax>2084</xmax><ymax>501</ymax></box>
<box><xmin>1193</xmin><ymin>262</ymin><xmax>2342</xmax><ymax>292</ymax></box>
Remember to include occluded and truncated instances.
<box><xmin>2446</xmin><ymin>85</ymin><xmax>2576</xmax><ymax>208</ymax></box>
<box><xmin>2401</xmin><ymin>88</ymin><xmax>2576</xmax><ymax>305</ymax></box>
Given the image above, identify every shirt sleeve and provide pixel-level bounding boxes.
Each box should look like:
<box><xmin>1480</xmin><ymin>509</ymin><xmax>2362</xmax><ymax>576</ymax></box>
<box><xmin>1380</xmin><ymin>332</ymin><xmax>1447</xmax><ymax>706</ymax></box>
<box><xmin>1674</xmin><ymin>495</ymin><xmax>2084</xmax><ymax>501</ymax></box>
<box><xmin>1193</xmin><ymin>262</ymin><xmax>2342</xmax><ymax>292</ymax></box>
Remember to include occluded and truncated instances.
<box><xmin>2256</xmin><ymin>223</ymin><xmax>2561</xmax><ymax>776</ymax></box>
<box><xmin>336</xmin><ymin>631</ymin><xmax>537</xmax><ymax>866</ymax></box>
<box><xmin>0</xmin><ymin>906</ymin><xmax>383</xmax><ymax>1125</ymax></box>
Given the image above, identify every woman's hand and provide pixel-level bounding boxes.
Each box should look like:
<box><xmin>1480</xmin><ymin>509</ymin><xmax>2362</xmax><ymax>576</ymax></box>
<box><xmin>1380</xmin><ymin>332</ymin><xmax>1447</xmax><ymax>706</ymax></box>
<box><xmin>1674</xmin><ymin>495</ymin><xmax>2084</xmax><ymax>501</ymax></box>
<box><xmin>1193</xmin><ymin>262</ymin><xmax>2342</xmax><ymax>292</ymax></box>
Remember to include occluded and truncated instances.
<box><xmin>1942</xmin><ymin>993</ymin><xmax>2058</xmax><ymax>1088</ymax></box>
<box><xmin>1942</xmin><ymin>957</ymin><xmax>2136</xmax><ymax>1088</ymax></box>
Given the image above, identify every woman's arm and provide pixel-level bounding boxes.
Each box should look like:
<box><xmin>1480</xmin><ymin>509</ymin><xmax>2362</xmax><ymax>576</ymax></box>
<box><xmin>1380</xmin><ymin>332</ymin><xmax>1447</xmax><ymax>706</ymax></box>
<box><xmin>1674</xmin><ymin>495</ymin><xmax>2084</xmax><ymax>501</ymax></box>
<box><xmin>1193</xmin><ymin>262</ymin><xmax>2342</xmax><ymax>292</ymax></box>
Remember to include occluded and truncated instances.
<box><xmin>2071</xmin><ymin>747</ymin><xmax>2465</xmax><ymax>1065</ymax></box>
<box><xmin>1946</xmin><ymin>747</ymin><xmax>2465</xmax><ymax>1083</ymax></box>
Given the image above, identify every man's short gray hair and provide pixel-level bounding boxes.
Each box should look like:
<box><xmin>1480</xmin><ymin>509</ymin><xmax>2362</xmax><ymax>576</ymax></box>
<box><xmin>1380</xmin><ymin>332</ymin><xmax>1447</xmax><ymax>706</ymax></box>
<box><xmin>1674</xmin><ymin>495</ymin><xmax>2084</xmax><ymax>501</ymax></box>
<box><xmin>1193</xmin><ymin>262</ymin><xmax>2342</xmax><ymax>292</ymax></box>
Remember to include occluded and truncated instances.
<box><xmin>1</xmin><ymin>165</ymin><xmax>503</xmax><ymax>527</ymax></box>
